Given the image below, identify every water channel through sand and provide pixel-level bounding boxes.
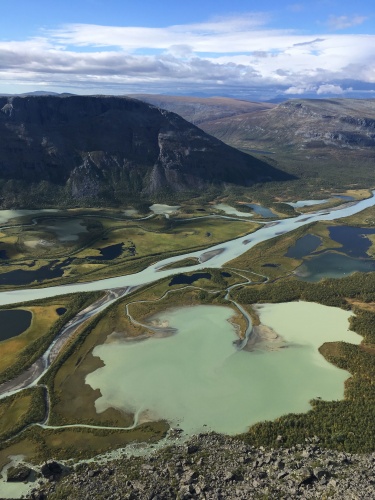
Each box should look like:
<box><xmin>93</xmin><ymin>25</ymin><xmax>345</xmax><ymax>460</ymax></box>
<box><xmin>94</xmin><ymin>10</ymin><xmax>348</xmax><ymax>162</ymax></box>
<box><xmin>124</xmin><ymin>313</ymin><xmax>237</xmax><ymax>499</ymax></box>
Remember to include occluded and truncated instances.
<box><xmin>0</xmin><ymin>195</ymin><xmax>372</xmax><ymax>498</ymax></box>
<box><xmin>0</xmin><ymin>193</ymin><xmax>374</xmax><ymax>306</ymax></box>
<box><xmin>86</xmin><ymin>302</ymin><xmax>361</xmax><ymax>435</ymax></box>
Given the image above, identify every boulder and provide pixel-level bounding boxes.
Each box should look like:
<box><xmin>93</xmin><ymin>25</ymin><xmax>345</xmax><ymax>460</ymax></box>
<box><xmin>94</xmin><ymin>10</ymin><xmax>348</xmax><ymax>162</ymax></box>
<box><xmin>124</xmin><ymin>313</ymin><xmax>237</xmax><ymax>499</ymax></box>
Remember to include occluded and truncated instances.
<box><xmin>40</xmin><ymin>460</ymin><xmax>63</xmax><ymax>479</ymax></box>
<box><xmin>6</xmin><ymin>465</ymin><xmax>33</xmax><ymax>482</ymax></box>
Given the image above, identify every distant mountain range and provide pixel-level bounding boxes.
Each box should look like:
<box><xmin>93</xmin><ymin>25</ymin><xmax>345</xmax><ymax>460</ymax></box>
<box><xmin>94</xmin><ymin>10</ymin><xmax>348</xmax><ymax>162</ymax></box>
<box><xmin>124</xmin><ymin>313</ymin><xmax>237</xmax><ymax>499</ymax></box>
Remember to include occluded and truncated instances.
<box><xmin>200</xmin><ymin>98</ymin><xmax>375</xmax><ymax>151</ymax></box>
<box><xmin>129</xmin><ymin>94</ymin><xmax>274</xmax><ymax>125</ymax></box>
<box><xmin>136</xmin><ymin>95</ymin><xmax>375</xmax><ymax>189</ymax></box>
<box><xmin>0</xmin><ymin>95</ymin><xmax>291</xmax><ymax>208</ymax></box>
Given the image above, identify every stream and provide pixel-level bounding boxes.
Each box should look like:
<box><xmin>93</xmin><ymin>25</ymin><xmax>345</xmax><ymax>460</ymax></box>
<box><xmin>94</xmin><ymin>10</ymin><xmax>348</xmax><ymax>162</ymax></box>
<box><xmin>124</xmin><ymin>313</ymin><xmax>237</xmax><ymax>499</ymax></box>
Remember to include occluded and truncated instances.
<box><xmin>0</xmin><ymin>195</ymin><xmax>374</xmax><ymax>307</ymax></box>
<box><xmin>0</xmin><ymin>193</ymin><xmax>374</xmax><ymax>401</ymax></box>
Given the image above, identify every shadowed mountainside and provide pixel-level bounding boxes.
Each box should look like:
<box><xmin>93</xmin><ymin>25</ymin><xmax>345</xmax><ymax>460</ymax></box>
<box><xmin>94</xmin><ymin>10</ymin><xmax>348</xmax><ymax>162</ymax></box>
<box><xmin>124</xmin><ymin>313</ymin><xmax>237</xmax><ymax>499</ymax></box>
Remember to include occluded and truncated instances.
<box><xmin>0</xmin><ymin>95</ymin><xmax>291</xmax><ymax>208</ymax></box>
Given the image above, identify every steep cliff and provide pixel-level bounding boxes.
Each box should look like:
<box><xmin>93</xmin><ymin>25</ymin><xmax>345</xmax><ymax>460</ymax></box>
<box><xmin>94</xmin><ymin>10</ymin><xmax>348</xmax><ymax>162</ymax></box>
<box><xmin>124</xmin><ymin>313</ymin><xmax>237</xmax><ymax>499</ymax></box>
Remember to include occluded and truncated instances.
<box><xmin>0</xmin><ymin>95</ymin><xmax>290</xmax><ymax>207</ymax></box>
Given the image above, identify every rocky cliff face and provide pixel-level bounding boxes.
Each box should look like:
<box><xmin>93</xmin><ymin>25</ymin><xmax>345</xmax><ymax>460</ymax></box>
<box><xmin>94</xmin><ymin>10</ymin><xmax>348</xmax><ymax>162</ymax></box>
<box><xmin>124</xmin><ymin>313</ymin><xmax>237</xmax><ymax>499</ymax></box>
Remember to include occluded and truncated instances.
<box><xmin>0</xmin><ymin>95</ymin><xmax>290</xmax><ymax>207</ymax></box>
<box><xmin>201</xmin><ymin>98</ymin><xmax>375</xmax><ymax>151</ymax></box>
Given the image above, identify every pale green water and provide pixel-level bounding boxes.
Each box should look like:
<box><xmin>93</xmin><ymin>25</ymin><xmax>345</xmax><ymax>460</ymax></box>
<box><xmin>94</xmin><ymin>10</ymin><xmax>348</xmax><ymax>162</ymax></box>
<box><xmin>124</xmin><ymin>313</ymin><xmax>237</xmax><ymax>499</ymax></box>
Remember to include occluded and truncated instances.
<box><xmin>149</xmin><ymin>204</ymin><xmax>180</xmax><ymax>216</ymax></box>
<box><xmin>0</xmin><ymin>193</ymin><xmax>374</xmax><ymax>306</ymax></box>
<box><xmin>86</xmin><ymin>302</ymin><xmax>361</xmax><ymax>435</ymax></box>
<box><xmin>44</xmin><ymin>218</ymin><xmax>88</xmax><ymax>241</ymax></box>
<box><xmin>0</xmin><ymin>208</ymin><xmax>58</xmax><ymax>225</ymax></box>
<box><xmin>213</xmin><ymin>203</ymin><xmax>254</xmax><ymax>218</ymax></box>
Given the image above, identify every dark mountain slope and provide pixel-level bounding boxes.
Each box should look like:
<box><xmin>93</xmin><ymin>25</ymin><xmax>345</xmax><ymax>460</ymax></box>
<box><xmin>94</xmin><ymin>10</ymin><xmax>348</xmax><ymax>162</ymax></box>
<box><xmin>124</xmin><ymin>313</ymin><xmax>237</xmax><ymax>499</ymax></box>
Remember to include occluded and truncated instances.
<box><xmin>0</xmin><ymin>95</ymin><xmax>291</xmax><ymax>208</ymax></box>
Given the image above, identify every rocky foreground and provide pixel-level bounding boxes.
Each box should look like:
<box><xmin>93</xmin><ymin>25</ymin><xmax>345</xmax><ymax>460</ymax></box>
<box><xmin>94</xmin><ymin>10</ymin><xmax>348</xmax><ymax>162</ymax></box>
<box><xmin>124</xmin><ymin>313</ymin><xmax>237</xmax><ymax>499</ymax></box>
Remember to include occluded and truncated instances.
<box><xmin>25</xmin><ymin>433</ymin><xmax>375</xmax><ymax>499</ymax></box>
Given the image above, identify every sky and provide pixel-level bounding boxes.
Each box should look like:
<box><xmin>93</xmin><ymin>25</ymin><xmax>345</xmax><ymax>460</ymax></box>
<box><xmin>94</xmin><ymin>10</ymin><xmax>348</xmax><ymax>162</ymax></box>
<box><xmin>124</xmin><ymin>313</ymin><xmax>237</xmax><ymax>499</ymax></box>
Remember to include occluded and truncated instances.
<box><xmin>0</xmin><ymin>0</ymin><xmax>374</xmax><ymax>100</ymax></box>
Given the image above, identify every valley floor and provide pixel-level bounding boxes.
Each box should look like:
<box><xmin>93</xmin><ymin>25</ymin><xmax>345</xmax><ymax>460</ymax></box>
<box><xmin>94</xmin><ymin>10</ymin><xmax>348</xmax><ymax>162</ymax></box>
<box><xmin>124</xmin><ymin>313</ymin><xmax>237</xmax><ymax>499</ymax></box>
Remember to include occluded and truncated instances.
<box><xmin>1</xmin><ymin>193</ymin><xmax>375</xmax><ymax>499</ymax></box>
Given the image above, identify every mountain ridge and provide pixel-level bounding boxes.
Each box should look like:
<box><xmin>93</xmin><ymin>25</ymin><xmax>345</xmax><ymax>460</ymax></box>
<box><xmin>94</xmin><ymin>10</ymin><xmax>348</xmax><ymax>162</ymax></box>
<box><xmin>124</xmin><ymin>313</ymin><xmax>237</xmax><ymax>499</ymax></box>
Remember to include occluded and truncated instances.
<box><xmin>200</xmin><ymin>98</ymin><xmax>375</xmax><ymax>151</ymax></box>
<box><xmin>0</xmin><ymin>95</ymin><xmax>291</xmax><ymax>208</ymax></box>
<box><xmin>128</xmin><ymin>93</ymin><xmax>274</xmax><ymax>125</ymax></box>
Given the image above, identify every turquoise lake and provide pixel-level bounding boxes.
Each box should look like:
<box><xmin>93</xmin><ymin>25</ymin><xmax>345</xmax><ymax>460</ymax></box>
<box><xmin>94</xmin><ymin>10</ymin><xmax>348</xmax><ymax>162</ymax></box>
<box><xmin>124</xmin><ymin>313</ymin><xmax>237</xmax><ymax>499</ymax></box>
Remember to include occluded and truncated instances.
<box><xmin>86</xmin><ymin>302</ymin><xmax>361</xmax><ymax>435</ymax></box>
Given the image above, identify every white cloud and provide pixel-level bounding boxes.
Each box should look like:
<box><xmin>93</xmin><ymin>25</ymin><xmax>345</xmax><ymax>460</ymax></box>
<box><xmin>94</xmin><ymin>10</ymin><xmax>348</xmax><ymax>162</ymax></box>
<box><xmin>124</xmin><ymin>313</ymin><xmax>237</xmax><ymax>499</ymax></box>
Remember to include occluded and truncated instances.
<box><xmin>166</xmin><ymin>45</ymin><xmax>194</xmax><ymax>58</ymax></box>
<box><xmin>0</xmin><ymin>14</ymin><xmax>373</xmax><ymax>96</ymax></box>
<box><xmin>48</xmin><ymin>14</ymin><xmax>272</xmax><ymax>52</ymax></box>
<box><xmin>327</xmin><ymin>15</ymin><xmax>368</xmax><ymax>31</ymax></box>
<box><xmin>285</xmin><ymin>85</ymin><xmax>313</xmax><ymax>94</ymax></box>
<box><xmin>316</xmin><ymin>84</ymin><xmax>345</xmax><ymax>94</ymax></box>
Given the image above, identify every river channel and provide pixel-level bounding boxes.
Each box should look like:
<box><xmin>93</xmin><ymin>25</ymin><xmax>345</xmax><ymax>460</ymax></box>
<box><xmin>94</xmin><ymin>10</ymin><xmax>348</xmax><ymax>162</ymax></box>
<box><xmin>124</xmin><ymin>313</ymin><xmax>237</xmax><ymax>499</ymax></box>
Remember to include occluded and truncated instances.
<box><xmin>0</xmin><ymin>194</ymin><xmax>374</xmax><ymax>307</ymax></box>
<box><xmin>0</xmin><ymin>193</ymin><xmax>374</xmax><ymax>500</ymax></box>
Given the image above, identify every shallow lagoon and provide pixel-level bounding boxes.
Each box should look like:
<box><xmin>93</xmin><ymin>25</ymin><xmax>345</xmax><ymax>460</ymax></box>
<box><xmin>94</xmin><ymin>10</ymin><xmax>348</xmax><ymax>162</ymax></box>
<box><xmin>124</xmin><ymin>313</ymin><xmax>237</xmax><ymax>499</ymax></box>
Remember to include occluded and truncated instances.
<box><xmin>0</xmin><ymin>192</ymin><xmax>374</xmax><ymax>306</ymax></box>
<box><xmin>285</xmin><ymin>234</ymin><xmax>322</xmax><ymax>259</ymax></box>
<box><xmin>0</xmin><ymin>309</ymin><xmax>32</xmax><ymax>341</ymax></box>
<box><xmin>213</xmin><ymin>203</ymin><xmax>254</xmax><ymax>218</ymax></box>
<box><xmin>244</xmin><ymin>203</ymin><xmax>277</xmax><ymax>218</ymax></box>
<box><xmin>287</xmin><ymin>195</ymin><xmax>354</xmax><ymax>209</ymax></box>
<box><xmin>328</xmin><ymin>225</ymin><xmax>375</xmax><ymax>258</ymax></box>
<box><xmin>0</xmin><ymin>209</ymin><xmax>58</xmax><ymax>225</ymax></box>
<box><xmin>43</xmin><ymin>218</ymin><xmax>88</xmax><ymax>242</ymax></box>
<box><xmin>149</xmin><ymin>204</ymin><xmax>180</xmax><ymax>216</ymax></box>
<box><xmin>86</xmin><ymin>302</ymin><xmax>361</xmax><ymax>436</ymax></box>
<box><xmin>296</xmin><ymin>252</ymin><xmax>375</xmax><ymax>281</ymax></box>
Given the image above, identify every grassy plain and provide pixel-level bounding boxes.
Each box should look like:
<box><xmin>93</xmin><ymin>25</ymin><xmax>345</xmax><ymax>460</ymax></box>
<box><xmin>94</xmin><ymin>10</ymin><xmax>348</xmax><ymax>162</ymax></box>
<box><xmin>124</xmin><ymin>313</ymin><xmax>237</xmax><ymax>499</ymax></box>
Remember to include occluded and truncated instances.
<box><xmin>0</xmin><ymin>212</ymin><xmax>259</xmax><ymax>289</ymax></box>
<box><xmin>44</xmin><ymin>306</ymin><xmax>145</xmax><ymax>427</ymax></box>
<box><xmin>0</xmin><ymin>304</ymin><xmax>62</xmax><ymax>377</ymax></box>
<box><xmin>225</xmin><ymin>218</ymin><xmax>369</xmax><ymax>280</ymax></box>
<box><xmin>1</xmin><ymin>189</ymin><xmax>375</xmax><ymax>460</ymax></box>
<box><xmin>0</xmin><ymin>422</ymin><xmax>168</xmax><ymax>466</ymax></box>
<box><xmin>342</xmin><ymin>205</ymin><xmax>375</xmax><ymax>227</ymax></box>
<box><xmin>0</xmin><ymin>292</ymin><xmax>102</xmax><ymax>384</ymax></box>
<box><xmin>0</xmin><ymin>387</ymin><xmax>45</xmax><ymax>442</ymax></box>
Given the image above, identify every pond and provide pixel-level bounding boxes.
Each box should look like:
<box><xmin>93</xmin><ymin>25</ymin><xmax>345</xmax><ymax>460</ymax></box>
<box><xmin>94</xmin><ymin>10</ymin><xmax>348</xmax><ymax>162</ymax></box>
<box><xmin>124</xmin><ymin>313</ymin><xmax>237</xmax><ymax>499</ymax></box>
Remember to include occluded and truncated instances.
<box><xmin>149</xmin><ymin>204</ymin><xmax>180</xmax><ymax>217</ymax></box>
<box><xmin>86</xmin><ymin>302</ymin><xmax>360</xmax><ymax>435</ymax></box>
<box><xmin>285</xmin><ymin>234</ymin><xmax>322</xmax><ymax>259</ymax></box>
<box><xmin>87</xmin><ymin>243</ymin><xmax>124</xmax><ymax>262</ymax></box>
<box><xmin>286</xmin><ymin>195</ymin><xmax>354</xmax><ymax>209</ymax></box>
<box><xmin>43</xmin><ymin>218</ymin><xmax>88</xmax><ymax>242</ymax></box>
<box><xmin>328</xmin><ymin>225</ymin><xmax>375</xmax><ymax>258</ymax></box>
<box><xmin>244</xmin><ymin>204</ymin><xmax>277</xmax><ymax>218</ymax></box>
<box><xmin>169</xmin><ymin>272</ymin><xmax>211</xmax><ymax>286</ymax></box>
<box><xmin>0</xmin><ymin>309</ymin><xmax>32</xmax><ymax>341</ymax></box>
<box><xmin>0</xmin><ymin>259</ymin><xmax>72</xmax><ymax>286</ymax></box>
<box><xmin>295</xmin><ymin>252</ymin><xmax>375</xmax><ymax>282</ymax></box>
<box><xmin>0</xmin><ymin>209</ymin><xmax>58</xmax><ymax>225</ymax></box>
<box><xmin>287</xmin><ymin>199</ymin><xmax>329</xmax><ymax>208</ymax></box>
<box><xmin>213</xmin><ymin>204</ymin><xmax>254</xmax><ymax>218</ymax></box>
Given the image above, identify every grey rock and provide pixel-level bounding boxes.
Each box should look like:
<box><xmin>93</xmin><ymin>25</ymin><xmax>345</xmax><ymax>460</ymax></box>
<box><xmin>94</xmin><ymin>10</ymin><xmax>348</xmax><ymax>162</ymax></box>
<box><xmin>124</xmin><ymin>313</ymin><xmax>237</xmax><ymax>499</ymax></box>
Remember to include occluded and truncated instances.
<box><xmin>29</xmin><ymin>434</ymin><xmax>375</xmax><ymax>500</ymax></box>
<box><xmin>6</xmin><ymin>465</ymin><xmax>33</xmax><ymax>482</ymax></box>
